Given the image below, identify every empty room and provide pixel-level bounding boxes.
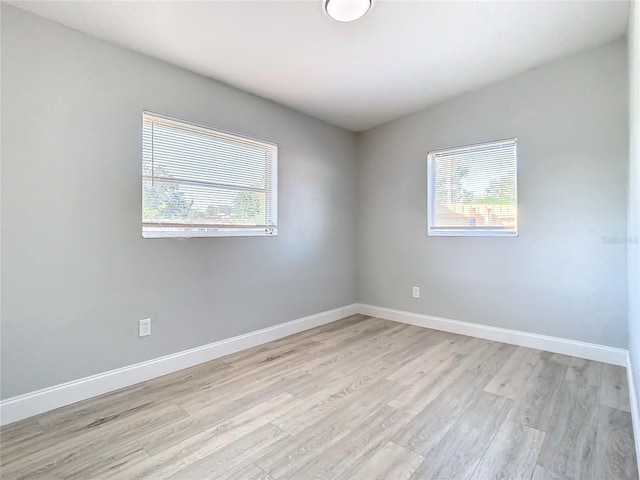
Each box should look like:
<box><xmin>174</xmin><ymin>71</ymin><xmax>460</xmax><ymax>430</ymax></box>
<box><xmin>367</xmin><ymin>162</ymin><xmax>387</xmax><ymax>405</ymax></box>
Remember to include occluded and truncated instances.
<box><xmin>1</xmin><ymin>0</ymin><xmax>640</xmax><ymax>479</ymax></box>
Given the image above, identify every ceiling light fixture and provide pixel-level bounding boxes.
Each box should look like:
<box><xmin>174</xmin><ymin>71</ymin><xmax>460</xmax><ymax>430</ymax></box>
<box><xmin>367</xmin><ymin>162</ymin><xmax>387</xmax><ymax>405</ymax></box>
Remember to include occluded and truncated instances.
<box><xmin>324</xmin><ymin>0</ymin><xmax>372</xmax><ymax>23</ymax></box>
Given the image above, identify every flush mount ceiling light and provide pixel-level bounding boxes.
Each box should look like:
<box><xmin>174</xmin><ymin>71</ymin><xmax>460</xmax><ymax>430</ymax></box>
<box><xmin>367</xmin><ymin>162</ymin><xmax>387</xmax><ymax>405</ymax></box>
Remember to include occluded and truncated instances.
<box><xmin>324</xmin><ymin>0</ymin><xmax>372</xmax><ymax>22</ymax></box>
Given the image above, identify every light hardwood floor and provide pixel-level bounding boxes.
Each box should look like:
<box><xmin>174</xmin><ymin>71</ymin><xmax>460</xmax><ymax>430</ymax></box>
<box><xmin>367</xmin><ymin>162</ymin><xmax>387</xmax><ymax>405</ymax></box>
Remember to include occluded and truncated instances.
<box><xmin>0</xmin><ymin>315</ymin><xmax>637</xmax><ymax>480</ymax></box>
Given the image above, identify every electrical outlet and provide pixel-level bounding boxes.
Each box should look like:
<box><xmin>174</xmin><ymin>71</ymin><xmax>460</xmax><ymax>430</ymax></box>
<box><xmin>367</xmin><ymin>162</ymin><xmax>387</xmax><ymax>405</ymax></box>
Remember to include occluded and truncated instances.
<box><xmin>139</xmin><ymin>318</ymin><xmax>151</xmax><ymax>337</ymax></box>
<box><xmin>412</xmin><ymin>286</ymin><xmax>420</xmax><ymax>298</ymax></box>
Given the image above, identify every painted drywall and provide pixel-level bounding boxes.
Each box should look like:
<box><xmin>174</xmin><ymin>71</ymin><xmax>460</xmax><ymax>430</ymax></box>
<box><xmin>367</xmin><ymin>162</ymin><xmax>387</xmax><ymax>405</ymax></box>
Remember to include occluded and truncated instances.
<box><xmin>0</xmin><ymin>5</ymin><xmax>357</xmax><ymax>399</ymax></box>
<box><xmin>628</xmin><ymin>0</ymin><xmax>640</xmax><ymax>415</ymax></box>
<box><xmin>356</xmin><ymin>38</ymin><xmax>629</xmax><ymax>348</ymax></box>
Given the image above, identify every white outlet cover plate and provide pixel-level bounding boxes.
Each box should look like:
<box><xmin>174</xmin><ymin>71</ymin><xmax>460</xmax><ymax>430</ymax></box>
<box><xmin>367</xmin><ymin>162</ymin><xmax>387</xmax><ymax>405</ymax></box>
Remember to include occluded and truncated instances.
<box><xmin>139</xmin><ymin>319</ymin><xmax>151</xmax><ymax>337</ymax></box>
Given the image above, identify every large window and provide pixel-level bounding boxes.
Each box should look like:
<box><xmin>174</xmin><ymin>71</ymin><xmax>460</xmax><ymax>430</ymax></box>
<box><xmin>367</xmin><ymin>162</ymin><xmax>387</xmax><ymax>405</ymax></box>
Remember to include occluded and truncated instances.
<box><xmin>142</xmin><ymin>112</ymin><xmax>277</xmax><ymax>238</ymax></box>
<box><xmin>427</xmin><ymin>138</ymin><xmax>517</xmax><ymax>236</ymax></box>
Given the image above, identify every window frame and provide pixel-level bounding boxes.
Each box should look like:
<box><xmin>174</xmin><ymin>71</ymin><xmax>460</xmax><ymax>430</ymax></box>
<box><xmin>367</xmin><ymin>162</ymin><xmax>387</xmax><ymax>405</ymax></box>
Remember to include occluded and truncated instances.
<box><xmin>142</xmin><ymin>111</ymin><xmax>278</xmax><ymax>239</ymax></box>
<box><xmin>427</xmin><ymin>138</ymin><xmax>518</xmax><ymax>237</ymax></box>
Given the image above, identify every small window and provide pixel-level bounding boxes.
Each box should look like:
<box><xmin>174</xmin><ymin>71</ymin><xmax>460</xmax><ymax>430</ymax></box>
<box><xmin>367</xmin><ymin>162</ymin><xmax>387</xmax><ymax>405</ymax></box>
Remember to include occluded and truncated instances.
<box><xmin>427</xmin><ymin>138</ymin><xmax>517</xmax><ymax>236</ymax></box>
<box><xmin>142</xmin><ymin>112</ymin><xmax>277</xmax><ymax>238</ymax></box>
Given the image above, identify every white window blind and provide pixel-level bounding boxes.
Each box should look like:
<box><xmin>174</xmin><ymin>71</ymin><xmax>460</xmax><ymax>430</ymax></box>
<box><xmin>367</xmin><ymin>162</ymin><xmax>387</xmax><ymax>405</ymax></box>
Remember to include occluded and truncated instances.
<box><xmin>427</xmin><ymin>138</ymin><xmax>517</xmax><ymax>236</ymax></box>
<box><xmin>142</xmin><ymin>112</ymin><xmax>277</xmax><ymax>238</ymax></box>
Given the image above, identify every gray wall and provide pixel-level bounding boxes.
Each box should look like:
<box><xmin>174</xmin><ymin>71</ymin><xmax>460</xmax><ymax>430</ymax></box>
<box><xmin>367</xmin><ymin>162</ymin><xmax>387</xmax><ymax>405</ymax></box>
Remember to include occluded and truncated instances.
<box><xmin>356</xmin><ymin>38</ymin><xmax>629</xmax><ymax>348</ymax></box>
<box><xmin>0</xmin><ymin>5</ymin><xmax>357</xmax><ymax>399</ymax></box>
<box><xmin>1</xmin><ymin>5</ymin><xmax>632</xmax><ymax>402</ymax></box>
<box><xmin>628</xmin><ymin>1</ymin><xmax>640</xmax><ymax>418</ymax></box>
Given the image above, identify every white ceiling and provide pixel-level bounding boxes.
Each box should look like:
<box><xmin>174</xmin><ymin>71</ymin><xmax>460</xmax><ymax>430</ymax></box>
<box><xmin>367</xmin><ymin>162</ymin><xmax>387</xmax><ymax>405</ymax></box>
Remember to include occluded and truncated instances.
<box><xmin>10</xmin><ymin>0</ymin><xmax>630</xmax><ymax>132</ymax></box>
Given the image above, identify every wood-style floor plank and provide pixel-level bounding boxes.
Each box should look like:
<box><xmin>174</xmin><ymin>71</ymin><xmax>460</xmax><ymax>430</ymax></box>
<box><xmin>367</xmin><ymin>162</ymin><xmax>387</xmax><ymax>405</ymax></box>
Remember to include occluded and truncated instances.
<box><xmin>1</xmin><ymin>403</ymin><xmax>189</xmax><ymax>478</ymax></box>
<box><xmin>536</xmin><ymin>380</ymin><xmax>599</xmax><ymax>479</ymax></box>
<box><xmin>391</xmin><ymin>370</ymin><xmax>493</xmax><ymax>456</ymax></box>
<box><xmin>601</xmin><ymin>364</ymin><xmax>632</xmax><ymax>413</ymax></box>
<box><xmin>385</xmin><ymin>333</ymin><xmax>474</xmax><ymax>385</ymax></box>
<box><xmin>595</xmin><ymin>406</ymin><xmax>638</xmax><ymax>480</ymax></box>
<box><xmin>112</xmin><ymin>393</ymin><xmax>297</xmax><ymax>479</ymax></box>
<box><xmin>566</xmin><ymin>357</ymin><xmax>603</xmax><ymax>387</ymax></box>
<box><xmin>471</xmin><ymin>420</ymin><xmax>545</xmax><ymax>480</ymax></box>
<box><xmin>166</xmin><ymin>423</ymin><xmax>289</xmax><ymax>480</ymax></box>
<box><xmin>507</xmin><ymin>357</ymin><xmax>568</xmax><ymax>432</ymax></box>
<box><xmin>257</xmin><ymin>379</ymin><xmax>406</xmax><ymax>479</ymax></box>
<box><xmin>408</xmin><ymin>391</ymin><xmax>512</xmax><ymax>479</ymax></box>
<box><xmin>226</xmin><ymin>463</ymin><xmax>275</xmax><ymax>480</ymax></box>
<box><xmin>344</xmin><ymin>441</ymin><xmax>424</xmax><ymax>480</ymax></box>
<box><xmin>0</xmin><ymin>316</ymin><xmax>636</xmax><ymax>480</ymax></box>
<box><xmin>388</xmin><ymin>338</ymin><xmax>497</xmax><ymax>415</ymax></box>
<box><xmin>281</xmin><ymin>405</ymin><xmax>413</xmax><ymax>480</ymax></box>
<box><xmin>484</xmin><ymin>346</ymin><xmax>543</xmax><ymax>399</ymax></box>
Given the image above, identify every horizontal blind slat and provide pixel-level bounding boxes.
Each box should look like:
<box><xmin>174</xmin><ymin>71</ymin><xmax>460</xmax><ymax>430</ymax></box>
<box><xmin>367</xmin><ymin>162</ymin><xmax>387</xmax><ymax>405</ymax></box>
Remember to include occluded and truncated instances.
<box><xmin>142</xmin><ymin>112</ymin><xmax>277</xmax><ymax>237</ymax></box>
<box><xmin>144</xmin><ymin>113</ymin><xmax>276</xmax><ymax>150</ymax></box>
<box><xmin>428</xmin><ymin>138</ymin><xmax>517</xmax><ymax>235</ymax></box>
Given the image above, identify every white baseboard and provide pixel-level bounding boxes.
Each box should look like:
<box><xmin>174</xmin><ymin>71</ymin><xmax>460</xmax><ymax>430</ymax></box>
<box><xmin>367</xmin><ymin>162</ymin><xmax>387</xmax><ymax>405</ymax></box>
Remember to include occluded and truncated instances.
<box><xmin>0</xmin><ymin>304</ymin><xmax>359</xmax><ymax>427</ymax></box>
<box><xmin>627</xmin><ymin>353</ymin><xmax>640</xmax><ymax>474</ymax></box>
<box><xmin>356</xmin><ymin>303</ymin><xmax>627</xmax><ymax>366</ymax></box>
<box><xmin>0</xmin><ymin>302</ymin><xmax>629</xmax><ymax>427</ymax></box>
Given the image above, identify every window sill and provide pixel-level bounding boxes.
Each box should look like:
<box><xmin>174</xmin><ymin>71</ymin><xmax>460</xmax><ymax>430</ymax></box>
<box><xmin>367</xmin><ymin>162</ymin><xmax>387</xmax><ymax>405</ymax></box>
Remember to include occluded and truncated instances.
<box><xmin>142</xmin><ymin>229</ymin><xmax>278</xmax><ymax>239</ymax></box>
